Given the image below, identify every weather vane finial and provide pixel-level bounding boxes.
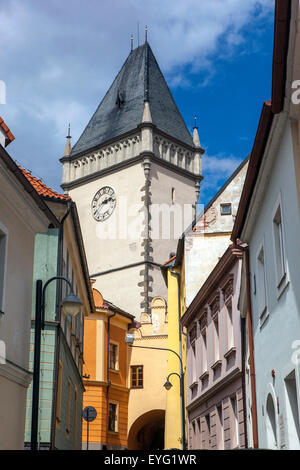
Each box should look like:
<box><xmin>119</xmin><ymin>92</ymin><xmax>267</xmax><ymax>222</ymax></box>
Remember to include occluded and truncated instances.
<box><xmin>194</xmin><ymin>114</ymin><xmax>197</xmax><ymax>129</ymax></box>
<box><xmin>145</xmin><ymin>25</ymin><xmax>148</xmax><ymax>43</ymax></box>
<box><xmin>131</xmin><ymin>34</ymin><xmax>134</xmax><ymax>52</ymax></box>
<box><xmin>64</xmin><ymin>123</ymin><xmax>72</xmax><ymax>156</ymax></box>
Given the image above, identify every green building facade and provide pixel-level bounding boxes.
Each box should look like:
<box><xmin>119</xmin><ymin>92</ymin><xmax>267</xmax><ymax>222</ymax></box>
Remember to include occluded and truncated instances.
<box><xmin>25</xmin><ymin>227</ymin><xmax>85</xmax><ymax>449</ymax></box>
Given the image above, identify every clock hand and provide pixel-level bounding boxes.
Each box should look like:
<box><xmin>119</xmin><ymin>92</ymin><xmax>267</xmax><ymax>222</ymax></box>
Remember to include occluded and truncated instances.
<box><xmin>95</xmin><ymin>197</ymin><xmax>114</xmax><ymax>217</ymax></box>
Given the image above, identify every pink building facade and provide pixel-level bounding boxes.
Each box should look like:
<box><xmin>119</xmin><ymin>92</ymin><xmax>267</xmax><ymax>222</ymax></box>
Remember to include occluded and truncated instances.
<box><xmin>181</xmin><ymin>245</ymin><xmax>246</xmax><ymax>449</ymax></box>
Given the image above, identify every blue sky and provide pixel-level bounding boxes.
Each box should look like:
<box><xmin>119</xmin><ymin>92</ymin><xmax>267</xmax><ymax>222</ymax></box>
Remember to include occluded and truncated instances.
<box><xmin>0</xmin><ymin>0</ymin><xmax>274</xmax><ymax>207</ymax></box>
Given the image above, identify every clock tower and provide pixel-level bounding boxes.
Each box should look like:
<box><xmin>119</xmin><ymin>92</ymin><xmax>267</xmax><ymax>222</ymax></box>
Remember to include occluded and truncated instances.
<box><xmin>61</xmin><ymin>41</ymin><xmax>204</xmax><ymax>319</ymax></box>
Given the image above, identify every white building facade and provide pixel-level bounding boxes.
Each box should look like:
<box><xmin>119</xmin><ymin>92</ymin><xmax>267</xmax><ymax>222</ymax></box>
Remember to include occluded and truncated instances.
<box><xmin>233</xmin><ymin>0</ymin><xmax>300</xmax><ymax>449</ymax></box>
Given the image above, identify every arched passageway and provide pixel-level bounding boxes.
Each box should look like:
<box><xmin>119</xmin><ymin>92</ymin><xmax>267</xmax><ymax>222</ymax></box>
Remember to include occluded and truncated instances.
<box><xmin>127</xmin><ymin>410</ymin><xmax>165</xmax><ymax>450</ymax></box>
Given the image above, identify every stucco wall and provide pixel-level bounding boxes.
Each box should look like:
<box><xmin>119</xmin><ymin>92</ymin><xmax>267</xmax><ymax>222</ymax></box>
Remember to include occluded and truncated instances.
<box><xmin>247</xmin><ymin>120</ymin><xmax>300</xmax><ymax>449</ymax></box>
<box><xmin>0</xmin><ymin>163</ymin><xmax>49</xmax><ymax>449</ymax></box>
<box><xmin>185</xmin><ymin>159</ymin><xmax>248</xmax><ymax>306</ymax></box>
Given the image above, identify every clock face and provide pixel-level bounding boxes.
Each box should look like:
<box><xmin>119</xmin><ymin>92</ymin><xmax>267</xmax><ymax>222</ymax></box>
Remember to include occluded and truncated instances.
<box><xmin>91</xmin><ymin>186</ymin><xmax>116</xmax><ymax>222</ymax></box>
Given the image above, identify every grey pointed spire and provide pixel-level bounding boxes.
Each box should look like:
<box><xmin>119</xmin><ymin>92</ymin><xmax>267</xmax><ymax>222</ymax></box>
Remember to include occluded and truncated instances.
<box><xmin>193</xmin><ymin>114</ymin><xmax>201</xmax><ymax>148</ymax></box>
<box><xmin>70</xmin><ymin>43</ymin><xmax>194</xmax><ymax>157</ymax></box>
<box><xmin>64</xmin><ymin>123</ymin><xmax>72</xmax><ymax>156</ymax></box>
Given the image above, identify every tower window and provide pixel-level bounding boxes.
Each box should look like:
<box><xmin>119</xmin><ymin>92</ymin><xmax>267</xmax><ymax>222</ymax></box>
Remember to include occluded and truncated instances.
<box><xmin>220</xmin><ymin>203</ymin><xmax>232</xmax><ymax>215</ymax></box>
<box><xmin>171</xmin><ymin>187</ymin><xmax>175</xmax><ymax>204</ymax></box>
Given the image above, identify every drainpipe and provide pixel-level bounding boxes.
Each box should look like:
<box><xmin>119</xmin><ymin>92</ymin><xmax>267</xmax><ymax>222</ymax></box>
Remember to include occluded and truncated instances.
<box><xmin>105</xmin><ymin>311</ymin><xmax>116</xmax><ymax>449</ymax></box>
<box><xmin>244</xmin><ymin>246</ymin><xmax>259</xmax><ymax>449</ymax></box>
<box><xmin>50</xmin><ymin>202</ymin><xmax>72</xmax><ymax>450</ymax></box>
<box><xmin>170</xmin><ymin>267</ymin><xmax>186</xmax><ymax>450</ymax></box>
<box><xmin>241</xmin><ymin>316</ymin><xmax>248</xmax><ymax>449</ymax></box>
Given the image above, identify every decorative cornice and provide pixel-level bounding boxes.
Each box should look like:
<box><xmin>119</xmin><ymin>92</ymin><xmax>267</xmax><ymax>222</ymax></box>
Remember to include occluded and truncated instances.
<box><xmin>221</xmin><ymin>274</ymin><xmax>234</xmax><ymax>303</ymax></box>
<box><xmin>198</xmin><ymin>311</ymin><xmax>207</xmax><ymax>333</ymax></box>
<box><xmin>0</xmin><ymin>362</ymin><xmax>32</xmax><ymax>388</ymax></box>
<box><xmin>189</xmin><ymin>323</ymin><xmax>197</xmax><ymax>343</ymax></box>
<box><xmin>187</xmin><ymin>367</ymin><xmax>242</xmax><ymax>412</ymax></box>
<box><xmin>62</xmin><ymin>151</ymin><xmax>202</xmax><ymax>191</ymax></box>
<box><xmin>211</xmin><ymin>359</ymin><xmax>222</xmax><ymax>371</ymax></box>
<box><xmin>209</xmin><ymin>292</ymin><xmax>220</xmax><ymax>320</ymax></box>
<box><xmin>199</xmin><ymin>370</ymin><xmax>209</xmax><ymax>382</ymax></box>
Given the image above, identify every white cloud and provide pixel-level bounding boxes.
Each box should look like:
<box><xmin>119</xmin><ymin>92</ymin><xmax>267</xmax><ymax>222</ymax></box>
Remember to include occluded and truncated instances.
<box><xmin>0</xmin><ymin>0</ymin><xmax>272</xmax><ymax>191</ymax></box>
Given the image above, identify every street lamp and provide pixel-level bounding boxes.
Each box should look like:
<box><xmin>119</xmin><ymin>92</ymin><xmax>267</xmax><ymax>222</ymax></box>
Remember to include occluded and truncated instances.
<box><xmin>163</xmin><ymin>372</ymin><xmax>181</xmax><ymax>391</ymax></box>
<box><xmin>125</xmin><ymin>334</ymin><xmax>186</xmax><ymax>450</ymax></box>
<box><xmin>31</xmin><ymin>276</ymin><xmax>82</xmax><ymax>451</ymax></box>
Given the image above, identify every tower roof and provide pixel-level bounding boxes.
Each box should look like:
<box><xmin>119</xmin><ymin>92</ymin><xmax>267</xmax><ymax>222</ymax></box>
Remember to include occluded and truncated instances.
<box><xmin>70</xmin><ymin>43</ymin><xmax>194</xmax><ymax>157</ymax></box>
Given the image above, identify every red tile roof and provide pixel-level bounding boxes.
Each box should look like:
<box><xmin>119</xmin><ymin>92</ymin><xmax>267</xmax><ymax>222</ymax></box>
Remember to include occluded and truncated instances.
<box><xmin>92</xmin><ymin>288</ymin><xmax>134</xmax><ymax>320</ymax></box>
<box><xmin>19</xmin><ymin>166</ymin><xmax>71</xmax><ymax>201</ymax></box>
<box><xmin>0</xmin><ymin>116</ymin><xmax>15</xmax><ymax>146</ymax></box>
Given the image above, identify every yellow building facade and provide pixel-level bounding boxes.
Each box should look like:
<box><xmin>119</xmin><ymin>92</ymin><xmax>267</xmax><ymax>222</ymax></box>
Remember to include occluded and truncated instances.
<box><xmin>127</xmin><ymin>298</ymin><xmax>168</xmax><ymax>450</ymax></box>
<box><xmin>162</xmin><ymin>257</ymin><xmax>188</xmax><ymax>450</ymax></box>
<box><xmin>82</xmin><ymin>289</ymin><xmax>134</xmax><ymax>450</ymax></box>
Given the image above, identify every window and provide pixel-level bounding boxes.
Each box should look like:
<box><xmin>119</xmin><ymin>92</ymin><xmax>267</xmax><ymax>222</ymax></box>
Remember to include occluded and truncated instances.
<box><xmin>0</xmin><ymin>224</ymin><xmax>8</xmax><ymax>314</ymax></box>
<box><xmin>191</xmin><ymin>342</ymin><xmax>197</xmax><ymax>384</ymax></box>
<box><xmin>257</xmin><ymin>245</ymin><xmax>267</xmax><ymax>318</ymax></box>
<box><xmin>231</xmin><ymin>396</ymin><xmax>239</xmax><ymax>448</ymax></box>
<box><xmin>109</xmin><ymin>342</ymin><xmax>119</xmax><ymax>371</ymax></box>
<box><xmin>205</xmin><ymin>414</ymin><xmax>211</xmax><ymax>449</ymax></box>
<box><xmin>66</xmin><ymin>377</ymin><xmax>72</xmax><ymax>432</ymax></box>
<box><xmin>220</xmin><ymin>203</ymin><xmax>232</xmax><ymax>215</ymax></box>
<box><xmin>131</xmin><ymin>365</ymin><xmax>143</xmax><ymax>388</ymax></box>
<box><xmin>213</xmin><ymin>314</ymin><xmax>220</xmax><ymax>363</ymax></box>
<box><xmin>73</xmin><ymin>387</ymin><xmax>78</xmax><ymax>449</ymax></box>
<box><xmin>284</xmin><ymin>370</ymin><xmax>300</xmax><ymax>449</ymax></box>
<box><xmin>201</xmin><ymin>329</ymin><xmax>207</xmax><ymax>374</ymax></box>
<box><xmin>66</xmin><ymin>378</ymin><xmax>72</xmax><ymax>435</ymax></box>
<box><xmin>226</xmin><ymin>299</ymin><xmax>234</xmax><ymax>350</ymax></box>
<box><xmin>273</xmin><ymin>204</ymin><xmax>286</xmax><ymax>287</ymax></box>
<box><xmin>171</xmin><ymin>187</ymin><xmax>175</xmax><ymax>204</ymax></box>
<box><xmin>56</xmin><ymin>360</ymin><xmax>63</xmax><ymax>425</ymax></box>
<box><xmin>196</xmin><ymin>419</ymin><xmax>201</xmax><ymax>449</ymax></box>
<box><xmin>217</xmin><ymin>405</ymin><xmax>224</xmax><ymax>450</ymax></box>
<box><xmin>108</xmin><ymin>402</ymin><xmax>118</xmax><ymax>432</ymax></box>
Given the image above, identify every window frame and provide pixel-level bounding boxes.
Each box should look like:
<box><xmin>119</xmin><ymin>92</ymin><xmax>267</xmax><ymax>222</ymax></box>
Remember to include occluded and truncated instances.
<box><xmin>272</xmin><ymin>195</ymin><xmax>288</xmax><ymax>296</ymax></box>
<box><xmin>56</xmin><ymin>359</ymin><xmax>63</xmax><ymax>426</ymax></box>
<box><xmin>109</xmin><ymin>341</ymin><xmax>119</xmax><ymax>372</ymax></box>
<box><xmin>130</xmin><ymin>365</ymin><xmax>144</xmax><ymax>389</ymax></box>
<box><xmin>220</xmin><ymin>203</ymin><xmax>232</xmax><ymax>216</ymax></box>
<box><xmin>256</xmin><ymin>241</ymin><xmax>268</xmax><ymax>325</ymax></box>
<box><xmin>66</xmin><ymin>377</ymin><xmax>72</xmax><ymax>436</ymax></box>
<box><xmin>108</xmin><ymin>401</ymin><xmax>119</xmax><ymax>433</ymax></box>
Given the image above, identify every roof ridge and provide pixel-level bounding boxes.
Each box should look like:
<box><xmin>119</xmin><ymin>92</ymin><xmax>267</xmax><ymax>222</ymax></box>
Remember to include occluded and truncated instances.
<box><xmin>146</xmin><ymin>44</ymin><xmax>193</xmax><ymax>145</ymax></box>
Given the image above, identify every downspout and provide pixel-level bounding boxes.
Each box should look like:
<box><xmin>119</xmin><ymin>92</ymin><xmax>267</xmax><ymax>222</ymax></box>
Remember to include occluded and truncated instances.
<box><xmin>244</xmin><ymin>246</ymin><xmax>259</xmax><ymax>448</ymax></box>
<box><xmin>170</xmin><ymin>267</ymin><xmax>186</xmax><ymax>450</ymax></box>
<box><xmin>241</xmin><ymin>316</ymin><xmax>248</xmax><ymax>448</ymax></box>
<box><xmin>50</xmin><ymin>202</ymin><xmax>72</xmax><ymax>450</ymax></box>
<box><xmin>105</xmin><ymin>311</ymin><xmax>116</xmax><ymax>449</ymax></box>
